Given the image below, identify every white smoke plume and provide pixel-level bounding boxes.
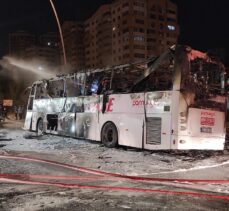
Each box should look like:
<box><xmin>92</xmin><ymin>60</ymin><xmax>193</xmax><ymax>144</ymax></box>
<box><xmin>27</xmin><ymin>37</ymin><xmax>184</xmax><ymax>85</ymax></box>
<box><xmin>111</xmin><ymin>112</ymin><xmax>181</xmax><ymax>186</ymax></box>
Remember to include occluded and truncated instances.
<box><xmin>0</xmin><ymin>56</ymin><xmax>60</xmax><ymax>104</ymax></box>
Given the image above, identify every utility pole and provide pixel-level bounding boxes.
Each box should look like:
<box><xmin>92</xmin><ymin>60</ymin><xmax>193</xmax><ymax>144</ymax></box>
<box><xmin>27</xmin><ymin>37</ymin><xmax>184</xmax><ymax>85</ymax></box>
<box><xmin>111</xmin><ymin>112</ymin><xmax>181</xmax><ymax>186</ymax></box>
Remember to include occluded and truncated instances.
<box><xmin>49</xmin><ymin>0</ymin><xmax>67</xmax><ymax>66</ymax></box>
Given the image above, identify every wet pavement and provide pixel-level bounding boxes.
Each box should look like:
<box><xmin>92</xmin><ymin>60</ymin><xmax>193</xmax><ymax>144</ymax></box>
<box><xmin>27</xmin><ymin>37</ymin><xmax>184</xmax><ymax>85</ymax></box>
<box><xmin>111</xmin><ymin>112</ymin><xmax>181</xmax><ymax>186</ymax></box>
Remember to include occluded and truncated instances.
<box><xmin>0</xmin><ymin>119</ymin><xmax>228</xmax><ymax>210</ymax></box>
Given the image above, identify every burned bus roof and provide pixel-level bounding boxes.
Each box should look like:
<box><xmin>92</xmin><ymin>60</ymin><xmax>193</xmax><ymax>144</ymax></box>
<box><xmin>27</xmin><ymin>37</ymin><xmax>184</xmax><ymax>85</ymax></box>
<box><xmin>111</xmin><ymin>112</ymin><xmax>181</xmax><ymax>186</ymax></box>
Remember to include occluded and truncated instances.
<box><xmin>31</xmin><ymin>45</ymin><xmax>225</xmax><ymax>93</ymax></box>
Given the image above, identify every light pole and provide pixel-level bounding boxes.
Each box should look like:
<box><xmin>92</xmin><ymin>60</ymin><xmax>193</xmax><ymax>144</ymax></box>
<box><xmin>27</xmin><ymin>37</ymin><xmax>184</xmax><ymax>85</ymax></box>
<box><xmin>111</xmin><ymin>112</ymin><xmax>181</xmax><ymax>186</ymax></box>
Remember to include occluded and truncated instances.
<box><xmin>49</xmin><ymin>0</ymin><xmax>67</xmax><ymax>66</ymax></box>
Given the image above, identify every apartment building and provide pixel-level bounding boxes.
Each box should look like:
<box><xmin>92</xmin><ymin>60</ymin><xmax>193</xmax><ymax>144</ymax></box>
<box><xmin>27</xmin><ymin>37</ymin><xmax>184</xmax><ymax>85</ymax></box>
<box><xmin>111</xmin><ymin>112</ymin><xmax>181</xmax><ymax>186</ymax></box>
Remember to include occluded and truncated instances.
<box><xmin>9</xmin><ymin>31</ymin><xmax>60</xmax><ymax>67</ymax></box>
<box><xmin>62</xmin><ymin>21</ymin><xmax>85</xmax><ymax>70</ymax></box>
<box><xmin>25</xmin><ymin>45</ymin><xmax>60</xmax><ymax>67</ymax></box>
<box><xmin>9</xmin><ymin>0</ymin><xmax>179</xmax><ymax>70</ymax></box>
<box><xmin>84</xmin><ymin>4</ymin><xmax>112</xmax><ymax>69</ymax></box>
<box><xmin>85</xmin><ymin>0</ymin><xmax>179</xmax><ymax>68</ymax></box>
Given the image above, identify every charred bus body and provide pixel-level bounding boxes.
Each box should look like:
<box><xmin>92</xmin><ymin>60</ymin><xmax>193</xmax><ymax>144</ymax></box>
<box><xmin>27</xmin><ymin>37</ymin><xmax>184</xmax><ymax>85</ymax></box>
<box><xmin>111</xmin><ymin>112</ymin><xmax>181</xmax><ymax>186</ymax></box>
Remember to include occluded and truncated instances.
<box><xmin>24</xmin><ymin>46</ymin><xmax>227</xmax><ymax>150</ymax></box>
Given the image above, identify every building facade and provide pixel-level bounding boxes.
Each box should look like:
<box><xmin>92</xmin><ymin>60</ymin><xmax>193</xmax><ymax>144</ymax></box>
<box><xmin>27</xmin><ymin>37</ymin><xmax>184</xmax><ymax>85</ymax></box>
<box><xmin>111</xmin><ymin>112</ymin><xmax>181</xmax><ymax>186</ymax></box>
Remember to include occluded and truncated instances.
<box><xmin>24</xmin><ymin>45</ymin><xmax>60</xmax><ymax>67</ymax></box>
<box><xmin>84</xmin><ymin>5</ymin><xmax>112</xmax><ymax>69</ymax></box>
<box><xmin>84</xmin><ymin>0</ymin><xmax>179</xmax><ymax>68</ymax></box>
<box><xmin>9</xmin><ymin>0</ymin><xmax>179</xmax><ymax>70</ymax></box>
<box><xmin>62</xmin><ymin>21</ymin><xmax>85</xmax><ymax>71</ymax></box>
<box><xmin>9</xmin><ymin>31</ymin><xmax>60</xmax><ymax>67</ymax></box>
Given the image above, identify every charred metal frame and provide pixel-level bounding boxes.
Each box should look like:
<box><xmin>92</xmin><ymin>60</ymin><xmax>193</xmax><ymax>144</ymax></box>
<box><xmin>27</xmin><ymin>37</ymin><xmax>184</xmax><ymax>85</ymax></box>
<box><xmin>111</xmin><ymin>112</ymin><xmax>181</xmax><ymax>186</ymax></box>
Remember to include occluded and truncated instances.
<box><xmin>24</xmin><ymin>45</ymin><xmax>227</xmax><ymax>150</ymax></box>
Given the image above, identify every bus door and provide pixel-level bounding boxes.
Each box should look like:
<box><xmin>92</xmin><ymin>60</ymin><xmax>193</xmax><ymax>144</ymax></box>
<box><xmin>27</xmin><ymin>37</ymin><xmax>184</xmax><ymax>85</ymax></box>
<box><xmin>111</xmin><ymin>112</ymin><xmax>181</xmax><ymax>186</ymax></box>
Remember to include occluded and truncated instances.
<box><xmin>75</xmin><ymin>95</ymin><xmax>100</xmax><ymax>140</ymax></box>
<box><xmin>24</xmin><ymin>84</ymin><xmax>36</xmax><ymax>130</ymax></box>
<box><xmin>58</xmin><ymin>98</ymin><xmax>78</xmax><ymax>137</ymax></box>
<box><xmin>144</xmin><ymin>92</ymin><xmax>172</xmax><ymax>150</ymax></box>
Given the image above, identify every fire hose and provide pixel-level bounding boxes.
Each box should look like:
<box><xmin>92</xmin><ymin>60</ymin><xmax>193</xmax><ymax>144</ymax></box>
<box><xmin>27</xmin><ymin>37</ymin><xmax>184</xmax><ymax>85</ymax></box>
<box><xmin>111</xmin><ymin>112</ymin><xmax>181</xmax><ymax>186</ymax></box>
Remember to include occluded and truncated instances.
<box><xmin>0</xmin><ymin>154</ymin><xmax>229</xmax><ymax>183</ymax></box>
<box><xmin>1</xmin><ymin>177</ymin><xmax>229</xmax><ymax>201</ymax></box>
<box><xmin>0</xmin><ymin>154</ymin><xmax>229</xmax><ymax>201</ymax></box>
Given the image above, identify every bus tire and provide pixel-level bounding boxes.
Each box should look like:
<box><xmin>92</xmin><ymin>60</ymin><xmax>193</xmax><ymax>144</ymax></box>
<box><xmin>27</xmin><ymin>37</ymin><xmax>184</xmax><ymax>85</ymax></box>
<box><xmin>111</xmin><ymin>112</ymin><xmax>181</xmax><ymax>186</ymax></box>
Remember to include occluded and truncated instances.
<box><xmin>101</xmin><ymin>122</ymin><xmax>118</xmax><ymax>148</ymax></box>
<box><xmin>37</xmin><ymin>118</ymin><xmax>44</xmax><ymax>135</ymax></box>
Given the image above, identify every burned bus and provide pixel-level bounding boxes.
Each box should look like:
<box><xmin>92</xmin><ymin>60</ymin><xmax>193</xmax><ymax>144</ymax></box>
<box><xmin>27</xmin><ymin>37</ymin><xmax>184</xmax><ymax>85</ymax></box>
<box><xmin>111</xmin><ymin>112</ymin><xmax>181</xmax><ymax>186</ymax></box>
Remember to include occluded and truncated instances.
<box><xmin>24</xmin><ymin>45</ymin><xmax>227</xmax><ymax>150</ymax></box>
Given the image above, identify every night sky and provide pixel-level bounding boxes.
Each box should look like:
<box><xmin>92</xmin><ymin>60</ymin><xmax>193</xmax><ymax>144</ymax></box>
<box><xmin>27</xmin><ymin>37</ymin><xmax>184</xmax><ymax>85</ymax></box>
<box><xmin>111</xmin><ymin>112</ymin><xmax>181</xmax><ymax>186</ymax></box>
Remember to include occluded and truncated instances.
<box><xmin>0</xmin><ymin>0</ymin><xmax>229</xmax><ymax>57</ymax></box>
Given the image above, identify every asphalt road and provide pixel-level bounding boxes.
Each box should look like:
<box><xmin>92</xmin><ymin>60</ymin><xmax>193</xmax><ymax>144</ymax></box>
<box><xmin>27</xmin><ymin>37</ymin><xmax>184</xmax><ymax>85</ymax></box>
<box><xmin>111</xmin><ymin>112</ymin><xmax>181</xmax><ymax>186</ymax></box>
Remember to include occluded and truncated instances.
<box><xmin>0</xmin><ymin>118</ymin><xmax>228</xmax><ymax>211</ymax></box>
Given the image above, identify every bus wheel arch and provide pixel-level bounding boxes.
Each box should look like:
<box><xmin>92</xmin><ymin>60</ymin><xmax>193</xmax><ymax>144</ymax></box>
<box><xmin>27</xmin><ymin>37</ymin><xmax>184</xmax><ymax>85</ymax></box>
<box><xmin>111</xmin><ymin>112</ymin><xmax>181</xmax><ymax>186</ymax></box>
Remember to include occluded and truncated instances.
<box><xmin>101</xmin><ymin>121</ymin><xmax>118</xmax><ymax>148</ymax></box>
<box><xmin>37</xmin><ymin>118</ymin><xmax>44</xmax><ymax>135</ymax></box>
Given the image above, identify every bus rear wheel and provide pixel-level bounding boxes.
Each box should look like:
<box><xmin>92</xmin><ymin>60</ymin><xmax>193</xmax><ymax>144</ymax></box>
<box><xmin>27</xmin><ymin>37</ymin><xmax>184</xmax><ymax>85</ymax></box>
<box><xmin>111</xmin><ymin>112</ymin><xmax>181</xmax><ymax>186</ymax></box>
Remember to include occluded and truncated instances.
<box><xmin>37</xmin><ymin>119</ymin><xmax>44</xmax><ymax>135</ymax></box>
<box><xmin>101</xmin><ymin>122</ymin><xmax>118</xmax><ymax>148</ymax></box>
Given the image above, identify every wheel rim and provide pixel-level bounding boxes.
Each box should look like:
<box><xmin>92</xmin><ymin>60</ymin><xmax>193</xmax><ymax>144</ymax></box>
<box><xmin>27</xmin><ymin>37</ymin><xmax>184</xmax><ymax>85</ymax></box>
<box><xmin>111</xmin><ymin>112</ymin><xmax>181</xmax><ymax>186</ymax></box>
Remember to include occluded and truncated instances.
<box><xmin>102</xmin><ymin>122</ymin><xmax>118</xmax><ymax>147</ymax></box>
<box><xmin>106</xmin><ymin>128</ymin><xmax>114</xmax><ymax>142</ymax></box>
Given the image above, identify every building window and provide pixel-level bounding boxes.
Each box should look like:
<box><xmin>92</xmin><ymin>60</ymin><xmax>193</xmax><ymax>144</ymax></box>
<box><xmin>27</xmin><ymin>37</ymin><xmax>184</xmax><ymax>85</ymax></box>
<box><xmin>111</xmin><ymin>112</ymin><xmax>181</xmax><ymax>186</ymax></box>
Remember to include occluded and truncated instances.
<box><xmin>159</xmin><ymin>32</ymin><xmax>164</xmax><ymax>37</ymax></box>
<box><xmin>135</xmin><ymin>19</ymin><xmax>144</xmax><ymax>24</ymax></box>
<box><xmin>133</xmin><ymin>10</ymin><xmax>145</xmax><ymax>16</ymax></box>
<box><xmin>167</xmin><ymin>17</ymin><xmax>176</xmax><ymax>22</ymax></box>
<box><xmin>160</xmin><ymin>24</ymin><xmax>164</xmax><ymax>30</ymax></box>
<box><xmin>134</xmin><ymin>36</ymin><xmax>145</xmax><ymax>42</ymax></box>
<box><xmin>159</xmin><ymin>15</ymin><xmax>164</xmax><ymax>21</ymax></box>
<box><xmin>151</xmin><ymin>5</ymin><xmax>156</xmax><ymax>11</ymax></box>
<box><xmin>147</xmin><ymin>29</ymin><xmax>155</xmax><ymax>34</ymax></box>
<box><xmin>147</xmin><ymin>38</ymin><xmax>156</xmax><ymax>42</ymax></box>
<box><xmin>123</xmin><ymin>28</ymin><xmax>129</xmax><ymax>33</ymax></box>
<box><xmin>134</xmin><ymin>45</ymin><xmax>145</xmax><ymax>50</ymax></box>
<box><xmin>123</xmin><ymin>20</ymin><xmax>127</xmax><ymax>24</ymax></box>
<box><xmin>133</xmin><ymin>28</ymin><xmax>145</xmax><ymax>33</ymax></box>
<box><xmin>167</xmin><ymin>25</ymin><xmax>175</xmax><ymax>30</ymax></box>
<box><xmin>158</xmin><ymin>6</ymin><xmax>162</xmax><ymax>13</ymax></box>
<box><xmin>122</xmin><ymin>2</ymin><xmax>129</xmax><ymax>7</ymax></box>
<box><xmin>147</xmin><ymin>46</ymin><xmax>154</xmax><ymax>50</ymax></box>
<box><xmin>123</xmin><ymin>45</ymin><xmax>129</xmax><ymax>50</ymax></box>
<box><xmin>133</xmin><ymin>1</ymin><xmax>144</xmax><ymax>7</ymax></box>
<box><xmin>134</xmin><ymin>53</ymin><xmax>145</xmax><ymax>58</ymax></box>
<box><xmin>123</xmin><ymin>11</ymin><xmax>129</xmax><ymax>16</ymax></box>
<box><xmin>167</xmin><ymin>9</ymin><xmax>176</xmax><ymax>14</ymax></box>
<box><xmin>150</xmin><ymin>14</ymin><xmax>156</xmax><ymax>19</ymax></box>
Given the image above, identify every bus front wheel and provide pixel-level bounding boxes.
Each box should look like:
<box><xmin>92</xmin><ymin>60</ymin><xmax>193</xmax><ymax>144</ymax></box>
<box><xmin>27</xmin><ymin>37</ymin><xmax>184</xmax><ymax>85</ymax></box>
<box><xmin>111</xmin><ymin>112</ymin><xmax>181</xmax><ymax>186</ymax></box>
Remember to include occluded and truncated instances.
<box><xmin>101</xmin><ymin>122</ymin><xmax>118</xmax><ymax>148</ymax></box>
<box><xmin>37</xmin><ymin>119</ymin><xmax>44</xmax><ymax>135</ymax></box>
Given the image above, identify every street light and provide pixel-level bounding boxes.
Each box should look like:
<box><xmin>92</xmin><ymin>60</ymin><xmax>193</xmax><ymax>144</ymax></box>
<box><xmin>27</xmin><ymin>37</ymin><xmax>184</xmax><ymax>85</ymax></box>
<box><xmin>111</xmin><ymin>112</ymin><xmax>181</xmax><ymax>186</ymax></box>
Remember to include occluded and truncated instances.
<box><xmin>49</xmin><ymin>0</ymin><xmax>67</xmax><ymax>66</ymax></box>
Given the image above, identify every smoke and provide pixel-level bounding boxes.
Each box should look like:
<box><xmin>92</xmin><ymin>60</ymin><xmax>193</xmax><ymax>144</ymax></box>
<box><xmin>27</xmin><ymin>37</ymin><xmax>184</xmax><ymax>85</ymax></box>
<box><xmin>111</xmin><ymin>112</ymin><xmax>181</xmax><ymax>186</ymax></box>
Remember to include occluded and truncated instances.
<box><xmin>1</xmin><ymin>56</ymin><xmax>57</xmax><ymax>79</ymax></box>
<box><xmin>0</xmin><ymin>56</ymin><xmax>58</xmax><ymax>104</ymax></box>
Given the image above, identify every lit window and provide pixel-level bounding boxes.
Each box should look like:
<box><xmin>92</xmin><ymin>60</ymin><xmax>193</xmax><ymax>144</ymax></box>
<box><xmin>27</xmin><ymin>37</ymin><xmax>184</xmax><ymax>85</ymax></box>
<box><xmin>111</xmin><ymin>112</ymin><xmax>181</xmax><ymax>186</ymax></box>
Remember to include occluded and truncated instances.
<box><xmin>134</xmin><ymin>36</ymin><xmax>145</xmax><ymax>42</ymax></box>
<box><xmin>167</xmin><ymin>25</ymin><xmax>175</xmax><ymax>30</ymax></box>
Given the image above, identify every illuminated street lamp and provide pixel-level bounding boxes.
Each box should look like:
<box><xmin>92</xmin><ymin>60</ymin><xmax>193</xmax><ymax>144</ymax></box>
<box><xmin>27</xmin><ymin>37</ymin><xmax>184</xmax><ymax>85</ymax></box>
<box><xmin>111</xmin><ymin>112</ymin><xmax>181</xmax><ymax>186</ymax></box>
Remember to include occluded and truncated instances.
<box><xmin>49</xmin><ymin>0</ymin><xmax>67</xmax><ymax>66</ymax></box>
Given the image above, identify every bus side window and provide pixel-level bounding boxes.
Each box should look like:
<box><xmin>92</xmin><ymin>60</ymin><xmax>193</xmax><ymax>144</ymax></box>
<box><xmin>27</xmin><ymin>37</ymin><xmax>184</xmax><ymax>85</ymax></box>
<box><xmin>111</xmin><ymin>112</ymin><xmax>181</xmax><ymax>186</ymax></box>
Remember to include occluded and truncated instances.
<box><xmin>85</xmin><ymin>72</ymin><xmax>103</xmax><ymax>95</ymax></box>
<box><xmin>35</xmin><ymin>83</ymin><xmax>50</xmax><ymax>99</ymax></box>
<box><xmin>84</xmin><ymin>71</ymin><xmax>112</xmax><ymax>95</ymax></box>
<box><xmin>30</xmin><ymin>85</ymin><xmax>36</xmax><ymax>96</ymax></box>
<box><xmin>132</xmin><ymin>57</ymin><xmax>174</xmax><ymax>92</ymax></box>
<box><xmin>48</xmin><ymin>80</ymin><xmax>64</xmax><ymax>98</ymax></box>
<box><xmin>35</xmin><ymin>84</ymin><xmax>42</xmax><ymax>99</ymax></box>
<box><xmin>65</xmin><ymin>77</ymin><xmax>81</xmax><ymax>97</ymax></box>
<box><xmin>68</xmin><ymin>103</ymin><xmax>84</xmax><ymax>113</ymax></box>
<box><xmin>27</xmin><ymin>97</ymin><xmax>33</xmax><ymax>110</ymax></box>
